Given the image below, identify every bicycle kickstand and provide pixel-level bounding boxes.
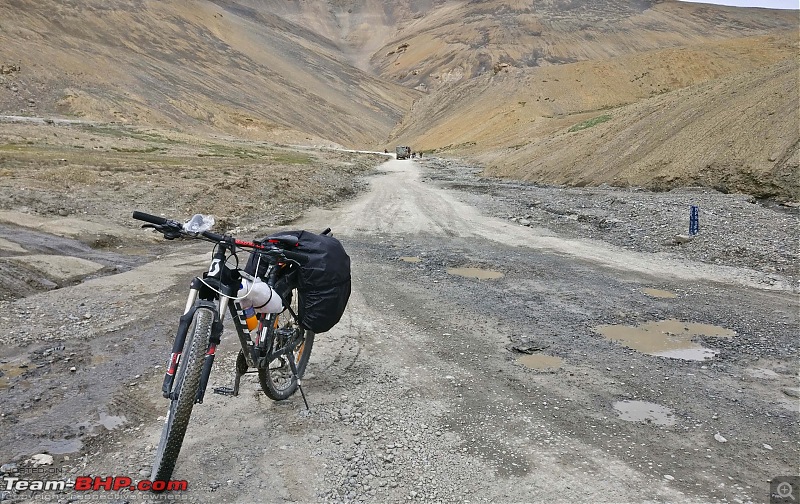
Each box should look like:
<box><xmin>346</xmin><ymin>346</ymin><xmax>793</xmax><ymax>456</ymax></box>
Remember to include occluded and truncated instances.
<box><xmin>288</xmin><ymin>357</ymin><xmax>310</xmax><ymax>411</ymax></box>
<box><xmin>297</xmin><ymin>380</ymin><xmax>309</xmax><ymax>411</ymax></box>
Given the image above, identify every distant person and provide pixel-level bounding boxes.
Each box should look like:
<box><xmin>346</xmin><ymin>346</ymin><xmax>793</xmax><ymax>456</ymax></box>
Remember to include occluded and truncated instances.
<box><xmin>384</xmin><ymin>149</ymin><xmax>388</xmax><ymax>154</ymax></box>
<box><xmin>419</xmin><ymin>152</ymin><xmax>423</xmax><ymax>158</ymax></box>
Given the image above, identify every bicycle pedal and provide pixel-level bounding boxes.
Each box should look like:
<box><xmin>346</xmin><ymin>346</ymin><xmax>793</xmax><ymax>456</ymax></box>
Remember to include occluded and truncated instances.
<box><xmin>212</xmin><ymin>386</ymin><xmax>236</xmax><ymax>396</ymax></box>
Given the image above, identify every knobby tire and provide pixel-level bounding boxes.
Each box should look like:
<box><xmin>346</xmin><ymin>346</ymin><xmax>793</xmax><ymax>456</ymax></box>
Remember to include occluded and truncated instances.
<box><xmin>150</xmin><ymin>306</ymin><xmax>214</xmax><ymax>485</ymax></box>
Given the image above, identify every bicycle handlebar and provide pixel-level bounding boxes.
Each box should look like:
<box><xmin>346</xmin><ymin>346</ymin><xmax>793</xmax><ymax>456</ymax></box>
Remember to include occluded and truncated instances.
<box><xmin>132</xmin><ymin>210</ymin><xmax>310</xmax><ymax>265</ymax></box>
<box><xmin>132</xmin><ymin>210</ymin><xmax>170</xmax><ymax>226</ymax></box>
<box><xmin>280</xmin><ymin>249</ymin><xmax>308</xmax><ymax>264</ymax></box>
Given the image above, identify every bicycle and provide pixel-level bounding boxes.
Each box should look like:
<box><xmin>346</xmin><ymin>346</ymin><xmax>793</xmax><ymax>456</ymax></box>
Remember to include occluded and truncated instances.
<box><xmin>132</xmin><ymin>211</ymin><xmax>324</xmax><ymax>484</ymax></box>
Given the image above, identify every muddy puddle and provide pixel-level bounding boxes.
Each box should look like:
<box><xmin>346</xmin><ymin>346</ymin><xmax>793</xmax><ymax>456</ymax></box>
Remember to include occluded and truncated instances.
<box><xmin>447</xmin><ymin>266</ymin><xmax>504</xmax><ymax>280</ymax></box>
<box><xmin>98</xmin><ymin>411</ymin><xmax>127</xmax><ymax>430</ymax></box>
<box><xmin>516</xmin><ymin>354</ymin><xmax>563</xmax><ymax>370</ymax></box>
<box><xmin>38</xmin><ymin>439</ymin><xmax>84</xmax><ymax>455</ymax></box>
<box><xmin>25</xmin><ymin>412</ymin><xmax>127</xmax><ymax>456</ymax></box>
<box><xmin>642</xmin><ymin>288</ymin><xmax>677</xmax><ymax>299</ymax></box>
<box><xmin>613</xmin><ymin>400</ymin><xmax>676</xmax><ymax>426</ymax></box>
<box><xmin>595</xmin><ymin>319</ymin><xmax>736</xmax><ymax>361</ymax></box>
<box><xmin>0</xmin><ymin>361</ymin><xmax>28</xmax><ymax>389</ymax></box>
<box><xmin>399</xmin><ymin>256</ymin><xmax>422</xmax><ymax>263</ymax></box>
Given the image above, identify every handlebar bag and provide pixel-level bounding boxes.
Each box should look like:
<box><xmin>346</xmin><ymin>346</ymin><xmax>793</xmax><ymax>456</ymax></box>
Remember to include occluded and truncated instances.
<box><xmin>247</xmin><ymin>230</ymin><xmax>351</xmax><ymax>333</ymax></box>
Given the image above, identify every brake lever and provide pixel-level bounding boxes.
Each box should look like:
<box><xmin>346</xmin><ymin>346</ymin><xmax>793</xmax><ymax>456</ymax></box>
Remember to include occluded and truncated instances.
<box><xmin>141</xmin><ymin>223</ymin><xmax>183</xmax><ymax>240</ymax></box>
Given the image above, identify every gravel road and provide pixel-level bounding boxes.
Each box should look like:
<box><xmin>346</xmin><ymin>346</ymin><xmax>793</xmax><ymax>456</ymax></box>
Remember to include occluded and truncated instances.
<box><xmin>0</xmin><ymin>157</ymin><xmax>797</xmax><ymax>504</ymax></box>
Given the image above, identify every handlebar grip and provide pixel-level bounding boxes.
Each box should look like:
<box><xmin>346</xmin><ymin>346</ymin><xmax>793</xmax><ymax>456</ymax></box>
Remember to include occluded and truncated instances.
<box><xmin>132</xmin><ymin>211</ymin><xmax>167</xmax><ymax>225</ymax></box>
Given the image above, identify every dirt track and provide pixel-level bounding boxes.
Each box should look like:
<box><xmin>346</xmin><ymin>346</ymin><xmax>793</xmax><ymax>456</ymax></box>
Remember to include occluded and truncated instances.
<box><xmin>0</xmin><ymin>158</ymin><xmax>798</xmax><ymax>503</ymax></box>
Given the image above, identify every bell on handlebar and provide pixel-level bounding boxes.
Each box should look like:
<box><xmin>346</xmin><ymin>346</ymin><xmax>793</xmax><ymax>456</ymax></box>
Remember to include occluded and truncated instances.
<box><xmin>183</xmin><ymin>214</ymin><xmax>215</xmax><ymax>233</ymax></box>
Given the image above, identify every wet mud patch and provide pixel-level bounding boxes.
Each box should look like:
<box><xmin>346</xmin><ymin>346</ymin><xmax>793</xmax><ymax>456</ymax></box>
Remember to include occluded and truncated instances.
<box><xmin>613</xmin><ymin>400</ymin><xmax>676</xmax><ymax>426</ymax></box>
<box><xmin>447</xmin><ymin>266</ymin><xmax>504</xmax><ymax>280</ymax></box>
<box><xmin>0</xmin><ymin>236</ymin><xmax>26</xmax><ymax>253</ymax></box>
<box><xmin>595</xmin><ymin>319</ymin><xmax>736</xmax><ymax>361</ymax></box>
<box><xmin>0</xmin><ymin>360</ymin><xmax>28</xmax><ymax>390</ymax></box>
<box><xmin>399</xmin><ymin>256</ymin><xmax>422</xmax><ymax>263</ymax></box>
<box><xmin>0</xmin><ymin>224</ymin><xmax>145</xmax><ymax>300</ymax></box>
<box><xmin>0</xmin><ymin>320</ymin><xmax>167</xmax><ymax>460</ymax></box>
<box><xmin>516</xmin><ymin>354</ymin><xmax>563</xmax><ymax>370</ymax></box>
<box><xmin>642</xmin><ymin>288</ymin><xmax>677</xmax><ymax>299</ymax></box>
<box><xmin>4</xmin><ymin>254</ymin><xmax>104</xmax><ymax>281</ymax></box>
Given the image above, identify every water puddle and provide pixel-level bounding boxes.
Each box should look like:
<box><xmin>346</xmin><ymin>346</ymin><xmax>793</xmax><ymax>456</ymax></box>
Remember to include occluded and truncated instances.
<box><xmin>399</xmin><ymin>256</ymin><xmax>421</xmax><ymax>263</ymax></box>
<box><xmin>595</xmin><ymin>319</ymin><xmax>736</xmax><ymax>361</ymax></box>
<box><xmin>30</xmin><ymin>412</ymin><xmax>126</xmax><ymax>456</ymax></box>
<box><xmin>98</xmin><ymin>412</ymin><xmax>126</xmax><ymax>430</ymax></box>
<box><xmin>517</xmin><ymin>354</ymin><xmax>563</xmax><ymax>370</ymax></box>
<box><xmin>642</xmin><ymin>288</ymin><xmax>677</xmax><ymax>299</ymax></box>
<box><xmin>447</xmin><ymin>267</ymin><xmax>504</xmax><ymax>280</ymax></box>
<box><xmin>38</xmin><ymin>438</ymin><xmax>84</xmax><ymax>455</ymax></box>
<box><xmin>613</xmin><ymin>400</ymin><xmax>676</xmax><ymax>426</ymax></box>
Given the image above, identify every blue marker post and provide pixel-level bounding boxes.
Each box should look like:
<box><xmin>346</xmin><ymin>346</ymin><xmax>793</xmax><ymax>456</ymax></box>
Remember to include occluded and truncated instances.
<box><xmin>689</xmin><ymin>205</ymin><xmax>699</xmax><ymax>236</ymax></box>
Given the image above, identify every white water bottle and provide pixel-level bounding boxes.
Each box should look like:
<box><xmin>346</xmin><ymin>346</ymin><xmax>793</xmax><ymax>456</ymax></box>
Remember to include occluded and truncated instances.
<box><xmin>238</xmin><ymin>278</ymin><xmax>283</xmax><ymax>314</ymax></box>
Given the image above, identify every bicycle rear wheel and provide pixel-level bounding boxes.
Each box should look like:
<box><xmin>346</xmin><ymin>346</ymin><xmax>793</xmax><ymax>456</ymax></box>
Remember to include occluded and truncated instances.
<box><xmin>151</xmin><ymin>306</ymin><xmax>214</xmax><ymax>483</ymax></box>
<box><xmin>258</xmin><ymin>286</ymin><xmax>315</xmax><ymax>401</ymax></box>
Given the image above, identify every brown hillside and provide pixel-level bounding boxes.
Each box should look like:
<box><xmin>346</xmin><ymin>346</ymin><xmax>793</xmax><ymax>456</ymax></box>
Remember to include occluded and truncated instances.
<box><xmin>479</xmin><ymin>57</ymin><xmax>799</xmax><ymax>199</ymax></box>
<box><xmin>0</xmin><ymin>0</ymin><xmax>417</xmax><ymax>146</ymax></box>
<box><xmin>0</xmin><ymin>0</ymin><xmax>797</xmax><ymax>198</ymax></box>
<box><xmin>390</xmin><ymin>32</ymin><xmax>799</xmax><ymax>199</ymax></box>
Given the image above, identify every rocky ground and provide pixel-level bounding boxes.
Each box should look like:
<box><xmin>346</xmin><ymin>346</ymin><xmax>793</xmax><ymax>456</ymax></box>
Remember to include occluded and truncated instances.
<box><xmin>0</xmin><ymin>129</ymin><xmax>797</xmax><ymax>504</ymax></box>
<box><xmin>423</xmin><ymin>158</ymin><xmax>798</xmax><ymax>291</ymax></box>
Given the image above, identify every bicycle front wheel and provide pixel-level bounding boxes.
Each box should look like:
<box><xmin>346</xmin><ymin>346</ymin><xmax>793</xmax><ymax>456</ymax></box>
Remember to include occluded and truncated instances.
<box><xmin>151</xmin><ymin>306</ymin><xmax>214</xmax><ymax>483</ymax></box>
<box><xmin>258</xmin><ymin>287</ymin><xmax>315</xmax><ymax>401</ymax></box>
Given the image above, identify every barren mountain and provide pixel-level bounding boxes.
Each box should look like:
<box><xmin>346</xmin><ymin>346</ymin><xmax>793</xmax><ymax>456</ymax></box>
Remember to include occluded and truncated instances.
<box><xmin>0</xmin><ymin>0</ymin><xmax>797</xmax><ymax>197</ymax></box>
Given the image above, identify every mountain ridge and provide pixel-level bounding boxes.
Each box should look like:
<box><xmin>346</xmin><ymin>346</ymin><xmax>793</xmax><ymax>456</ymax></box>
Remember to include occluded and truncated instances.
<box><xmin>0</xmin><ymin>0</ymin><xmax>797</xmax><ymax>198</ymax></box>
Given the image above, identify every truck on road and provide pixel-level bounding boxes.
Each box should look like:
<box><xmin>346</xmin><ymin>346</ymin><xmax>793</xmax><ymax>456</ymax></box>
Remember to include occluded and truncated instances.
<box><xmin>395</xmin><ymin>146</ymin><xmax>411</xmax><ymax>160</ymax></box>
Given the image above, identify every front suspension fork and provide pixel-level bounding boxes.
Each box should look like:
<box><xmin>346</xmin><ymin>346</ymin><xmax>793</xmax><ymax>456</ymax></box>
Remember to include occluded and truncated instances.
<box><xmin>161</xmin><ymin>287</ymin><xmax>226</xmax><ymax>403</ymax></box>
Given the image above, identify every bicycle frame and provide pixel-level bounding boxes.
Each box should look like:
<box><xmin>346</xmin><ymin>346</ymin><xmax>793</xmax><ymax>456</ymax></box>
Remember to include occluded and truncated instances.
<box><xmin>159</xmin><ymin>239</ymin><xmax>304</xmax><ymax>403</ymax></box>
<box><xmin>134</xmin><ymin>210</ymin><xmax>319</xmax><ymax>484</ymax></box>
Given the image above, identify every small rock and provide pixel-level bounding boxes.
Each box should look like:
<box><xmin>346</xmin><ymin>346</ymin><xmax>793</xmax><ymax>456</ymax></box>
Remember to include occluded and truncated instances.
<box><xmin>138</xmin><ymin>469</ymin><xmax>149</xmax><ymax>477</ymax></box>
<box><xmin>714</xmin><ymin>433</ymin><xmax>727</xmax><ymax>443</ymax></box>
<box><xmin>673</xmin><ymin>234</ymin><xmax>695</xmax><ymax>244</ymax></box>
<box><xmin>28</xmin><ymin>454</ymin><xmax>54</xmax><ymax>467</ymax></box>
<box><xmin>763</xmin><ymin>444</ymin><xmax>773</xmax><ymax>450</ymax></box>
<box><xmin>70</xmin><ymin>367</ymin><xmax>77</xmax><ymax>372</ymax></box>
<box><xmin>664</xmin><ymin>475</ymin><xmax>675</xmax><ymax>481</ymax></box>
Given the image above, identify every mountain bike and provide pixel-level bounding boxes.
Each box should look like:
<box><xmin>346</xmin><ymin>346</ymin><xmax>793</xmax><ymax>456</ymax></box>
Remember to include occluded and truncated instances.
<box><xmin>132</xmin><ymin>211</ymin><xmax>323</xmax><ymax>484</ymax></box>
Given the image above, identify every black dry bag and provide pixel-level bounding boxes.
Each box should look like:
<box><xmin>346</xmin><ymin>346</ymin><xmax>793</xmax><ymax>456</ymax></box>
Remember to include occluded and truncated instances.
<box><xmin>248</xmin><ymin>230</ymin><xmax>351</xmax><ymax>333</ymax></box>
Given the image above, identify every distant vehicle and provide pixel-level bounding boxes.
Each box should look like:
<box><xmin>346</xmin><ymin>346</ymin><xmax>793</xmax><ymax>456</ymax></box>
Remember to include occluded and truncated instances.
<box><xmin>395</xmin><ymin>146</ymin><xmax>411</xmax><ymax>160</ymax></box>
